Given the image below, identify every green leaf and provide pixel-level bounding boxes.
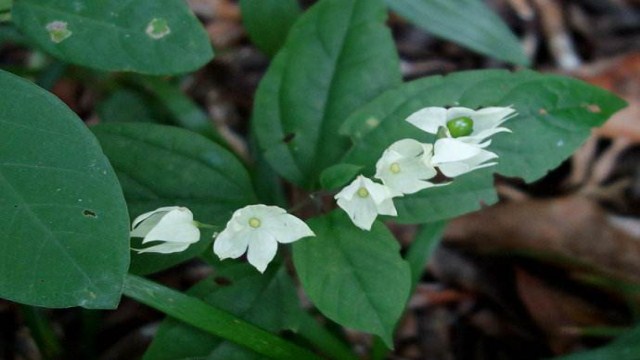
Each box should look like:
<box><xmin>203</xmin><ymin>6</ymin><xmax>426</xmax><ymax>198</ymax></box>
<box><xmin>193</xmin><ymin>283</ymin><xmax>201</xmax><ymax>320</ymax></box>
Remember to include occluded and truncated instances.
<box><xmin>123</xmin><ymin>274</ymin><xmax>321</xmax><ymax>360</ymax></box>
<box><xmin>555</xmin><ymin>324</ymin><xmax>640</xmax><ymax>360</ymax></box>
<box><xmin>91</xmin><ymin>123</ymin><xmax>257</xmax><ymax>275</ymax></box>
<box><xmin>240</xmin><ymin>0</ymin><xmax>301</xmax><ymax>56</ymax></box>
<box><xmin>97</xmin><ymin>89</ymin><xmax>155</xmax><ymax>123</ymax></box>
<box><xmin>319</xmin><ymin>163</ymin><xmax>363</xmax><ymax>190</ymax></box>
<box><xmin>385</xmin><ymin>0</ymin><xmax>529</xmax><ymax>65</ymax></box>
<box><xmin>12</xmin><ymin>0</ymin><xmax>213</xmax><ymax>75</ymax></box>
<box><xmin>0</xmin><ymin>0</ymin><xmax>11</xmax><ymax>13</ymax></box>
<box><xmin>132</xmin><ymin>76</ymin><xmax>225</xmax><ymax>144</ymax></box>
<box><xmin>395</xmin><ymin>169</ymin><xmax>498</xmax><ymax>223</ymax></box>
<box><xmin>341</xmin><ymin>70</ymin><xmax>625</xmax><ymax>222</ymax></box>
<box><xmin>0</xmin><ymin>69</ymin><xmax>129</xmax><ymax>308</ymax></box>
<box><xmin>144</xmin><ymin>263</ymin><xmax>303</xmax><ymax>360</ymax></box>
<box><xmin>253</xmin><ymin>0</ymin><xmax>401</xmax><ymax>188</ymax></box>
<box><xmin>293</xmin><ymin>210</ymin><xmax>411</xmax><ymax>347</ymax></box>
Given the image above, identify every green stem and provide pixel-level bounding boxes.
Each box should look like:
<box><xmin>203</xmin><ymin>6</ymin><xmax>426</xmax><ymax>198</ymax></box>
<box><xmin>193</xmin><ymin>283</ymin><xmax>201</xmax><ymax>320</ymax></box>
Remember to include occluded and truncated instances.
<box><xmin>297</xmin><ymin>312</ymin><xmax>358</xmax><ymax>360</ymax></box>
<box><xmin>193</xmin><ymin>221</ymin><xmax>219</xmax><ymax>230</ymax></box>
<box><xmin>20</xmin><ymin>306</ymin><xmax>62</xmax><ymax>359</ymax></box>
<box><xmin>122</xmin><ymin>274</ymin><xmax>323</xmax><ymax>360</ymax></box>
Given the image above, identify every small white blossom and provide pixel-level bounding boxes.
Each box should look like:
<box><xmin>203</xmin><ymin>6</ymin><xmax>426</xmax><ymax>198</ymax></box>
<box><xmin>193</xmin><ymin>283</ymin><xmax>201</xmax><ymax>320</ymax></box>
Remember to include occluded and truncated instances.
<box><xmin>432</xmin><ymin>138</ymin><xmax>498</xmax><ymax>177</ymax></box>
<box><xmin>406</xmin><ymin>106</ymin><xmax>515</xmax><ymax>144</ymax></box>
<box><xmin>131</xmin><ymin>206</ymin><xmax>200</xmax><ymax>254</ymax></box>
<box><xmin>213</xmin><ymin>204</ymin><xmax>314</xmax><ymax>273</ymax></box>
<box><xmin>335</xmin><ymin>175</ymin><xmax>398</xmax><ymax>231</ymax></box>
<box><xmin>375</xmin><ymin>139</ymin><xmax>437</xmax><ymax>195</ymax></box>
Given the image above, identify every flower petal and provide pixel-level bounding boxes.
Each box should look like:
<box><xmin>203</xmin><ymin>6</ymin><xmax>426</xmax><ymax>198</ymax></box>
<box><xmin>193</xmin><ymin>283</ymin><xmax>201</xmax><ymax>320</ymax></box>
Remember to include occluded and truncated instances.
<box><xmin>213</xmin><ymin>227</ymin><xmax>249</xmax><ymax>260</ymax></box>
<box><xmin>432</xmin><ymin>138</ymin><xmax>482</xmax><ymax>163</ymax></box>
<box><xmin>445</xmin><ymin>107</ymin><xmax>475</xmax><ymax>121</ymax></box>
<box><xmin>131</xmin><ymin>206</ymin><xmax>180</xmax><ymax>230</ymax></box>
<box><xmin>334</xmin><ymin>175</ymin><xmax>364</xmax><ymax>202</ymax></box>
<box><xmin>472</xmin><ymin>106</ymin><xmax>516</xmax><ymax>131</ymax></box>
<box><xmin>337</xmin><ymin>196</ymin><xmax>378</xmax><ymax>231</ymax></box>
<box><xmin>375</xmin><ymin>197</ymin><xmax>398</xmax><ymax>217</ymax></box>
<box><xmin>246</xmin><ymin>233</ymin><xmax>279</xmax><ymax>273</ymax></box>
<box><xmin>134</xmin><ymin>241</ymin><xmax>191</xmax><ymax>254</ymax></box>
<box><xmin>264</xmin><ymin>213</ymin><xmax>315</xmax><ymax>244</ymax></box>
<box><xmin>437</xmin><ymin>148</ymin><xmax>498</xmax><ymax>177</ymax></box>
<box><xmin>130</xmin><ymin>212</ymin><xmax>164</xmax><ymax>238</ymax></box>
<box><xmin>405</xmin><ymin>107</ymin><xmax>447</xmax><ymax>134</ymax></box>
<box><xmin>141</xmin><ymin>207</ymin><xmax>200</xmax><ymax>244</ymax></box>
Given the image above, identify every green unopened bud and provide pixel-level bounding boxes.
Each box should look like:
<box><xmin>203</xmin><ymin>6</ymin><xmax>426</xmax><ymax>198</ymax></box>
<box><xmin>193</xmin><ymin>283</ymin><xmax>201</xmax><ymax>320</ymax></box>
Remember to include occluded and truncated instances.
<box><xmin>446</xmin><ymin>116</ymin><xmax>474</xmax><ymax>138</ymax></box>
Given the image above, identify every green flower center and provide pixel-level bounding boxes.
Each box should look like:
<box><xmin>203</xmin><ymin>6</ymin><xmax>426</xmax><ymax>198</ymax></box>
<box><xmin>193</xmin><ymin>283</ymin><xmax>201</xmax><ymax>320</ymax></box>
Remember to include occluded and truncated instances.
<box><xmin>446</xmin><ymin>116</ymin><xmax>474</xmax><ymax>138</ymax></box>
<box><xmin>390</xmin><ymin>162</ymin><xmax>401</xmax><ymax>174</ymax></box>
<box><xmin>357</xmin><ymin>187</ymin><xmax>369</xmax><ymax>198</ymax></box>
<box><xmin>248</xmin><ymin>217</ymin><xmax>261</xmax><ymax>228</ymax></box>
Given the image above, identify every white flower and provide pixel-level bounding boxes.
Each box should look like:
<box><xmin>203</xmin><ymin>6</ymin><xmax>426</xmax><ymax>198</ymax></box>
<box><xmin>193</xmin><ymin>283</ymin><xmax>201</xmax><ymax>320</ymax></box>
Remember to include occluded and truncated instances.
<box><xmin>131</xmin><ymin>206</ymin><xmax>200</xmax><ymax>254</ymax></box>
<box><xmin>335</xmin><ymin>175</ymin><xmax>398</xmax><ymax>231</ymax></box>
<box><xmin>375</xmin><ymin>138</ymin><xmax>437</xmax><ymax>195</ymax></box>
<box><xmin>406</xmin><ymin>106</ymin><xmax>515</xmax><ymax>144</ymax></box>
<box><xmin>432</xmin><ymin>138</ymin><xmax>498</xmax><ymax>177</ymax></box>
<box><xmin>213</xmin><ymin>204</ymin><xmax>314</xmax><ymax>273</ymax></box>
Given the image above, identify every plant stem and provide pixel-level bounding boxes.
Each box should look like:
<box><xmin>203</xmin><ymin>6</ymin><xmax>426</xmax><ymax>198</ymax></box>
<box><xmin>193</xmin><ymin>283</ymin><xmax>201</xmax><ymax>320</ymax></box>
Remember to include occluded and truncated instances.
<box><xmin>20</xmin><ymin>306</ymin><xmax>62</xmax><ymax>359</ymax></box>
<box><xmin>122</xmin><ymin>274</ymin><xmax>324</xmax><ymax>360</ymax></box>
<box><xmin>297</xmin><ymin>311</ymin><xmax>358</xmax><ymax>360</ymax></box>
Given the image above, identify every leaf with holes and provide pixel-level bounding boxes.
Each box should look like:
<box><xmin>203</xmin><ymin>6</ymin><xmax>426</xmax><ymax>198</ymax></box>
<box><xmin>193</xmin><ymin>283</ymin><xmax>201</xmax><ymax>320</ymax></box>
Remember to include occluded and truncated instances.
<box><xmin>12</xmin><ymin>0</ymin><xmax>213</xmax><ymax>74</ymax></box>
<box><xmin>253</xmin><ymin>0</ymin><xmax>401</xmax><ymax>188</ymax></box>
<box><xmin>293</xmin><ymin>210</ymin><xmax>411</xmax><ymax>347</ymax></box>
<box><xmin>0</xmin><ymin>69</ymin><xmax>129</xmax><ymax>308</ymax></box>
<box><xmin>340</xmin><ymin>70</ymin><xmax>625</xmax><ymax>222</ymax></box>
<box><xmin>143</xmin><ymin>263</ymin><xmax>303</xmax><ymax>360</ymax></box>
<box><xmin>92</xmin><ymin>123</ymin><xmax>257</xmax><ymax>275</ymax></box>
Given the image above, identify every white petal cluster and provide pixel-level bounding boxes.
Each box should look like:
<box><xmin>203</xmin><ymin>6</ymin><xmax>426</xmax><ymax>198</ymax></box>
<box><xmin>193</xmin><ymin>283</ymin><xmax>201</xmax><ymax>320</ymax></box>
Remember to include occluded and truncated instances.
<box><xmin>131</xmin><ymin>206</ymin><xmax>200</xmax><ymax>254</ymax></box>
<box><xmin>335</xmin><ymin>106</ymin><xmax>515</xmax><ymax>230</ymax></box>
<box><xmin>213</xmin><ymin>204</ymin><xmax>315</xmax><ymax>273</ymax></box>
<box><xmin>375</xmin><ymin>139</ymin><xmax>437</xmax><ymax>195</ymax></box>
<box><xmin>406</xmin><ymin>106</ymin><xmax>515</xmax><ymax>144</ymax></box>
<box><xmin>432</xmin><ymin>138</ymin><xmax>498</xmax><ymax>178</ymax></box>
<box><xmin>406</xmin><ymin>106</ymin><xmax>516</xmax><ymax>177</ymax></box>
<box><xmin>335</xmin><ymin>175</ymin><xmax>398</xmax><ymax>231</ymax></box>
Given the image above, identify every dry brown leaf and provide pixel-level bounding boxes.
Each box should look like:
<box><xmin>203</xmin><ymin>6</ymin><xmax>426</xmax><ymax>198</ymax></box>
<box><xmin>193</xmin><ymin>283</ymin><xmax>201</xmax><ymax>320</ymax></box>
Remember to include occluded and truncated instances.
<box><xmin>515</xmin><ymin>268</ymin><xmax>610</xmax><ymax>354</ymax></box>
<box><xmin>445</xmin><ymin>196</ymin><xmax>640</xmax><ymax>284</ymax></box>
<box><xmin>574</xmin><ymin>53</ymin><xmax>640</xmax><ymax>141</ymax></box>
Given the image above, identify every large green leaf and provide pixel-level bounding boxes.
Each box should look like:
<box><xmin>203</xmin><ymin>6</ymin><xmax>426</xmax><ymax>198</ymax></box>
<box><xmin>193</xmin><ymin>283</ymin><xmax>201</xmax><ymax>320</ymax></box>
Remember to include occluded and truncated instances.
<box><xmin>341</xmin><ymin>70</ymin><xmax>625</xmax><ymax>222</ymax></box>
<box><xmin>293</xmin><ymin>210</ymin><xmax>411</xmax><ymax>347</ymax></box>
<box><xmin>0</xmin><ymin>69</ymin><xmax>129</xmax><ymax>308</ymax></box>
<box><xmin>253</xmin><ymin>0</ymin><xmax>401</xmax><ymax>188</ymax></box>
<box><xmin>143</xmin><ymin>263</ymin><xmax>303</xmax><ymax>360</ymax></box>
<box><xmin>240</xmin><ymin>0</ymin><xmax>301</xmax><ymax>56</ymax></box>
<box><xmin>92</xmin><ymin>124</ymin><xmax>257</xmax><ymax>275</ymax></box>
<box><xmin>12</xmin><ymin>0</ymin><xmax>213</xmax><ymax>75</ymax></box>
<box><xmin>395</xmin><ymin>169</ymin><xmax>497</xmax><ymax>223</ymax></box>
<box><xmin>385</xmin><ymin>0</ymin><xmax>529</xmax><ymax>65</ymax></box>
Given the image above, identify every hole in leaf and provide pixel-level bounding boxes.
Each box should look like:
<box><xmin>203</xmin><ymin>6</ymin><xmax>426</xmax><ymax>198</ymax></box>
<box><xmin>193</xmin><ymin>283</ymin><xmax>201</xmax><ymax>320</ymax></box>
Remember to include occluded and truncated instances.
<box><xmin>282</xmin><ymin>133</ymin><xmax>296</xmax><ymax>143</ymax></box>
<box><xmin>83</xmin><ymin>209</ymin><xmax>97</xmax><ymax>218</ymax></box>
<box><xmin>214</xmin><ymin>277</ymin><xmax>232</xmax><ymax>286</ymax></box>
<box><xmin>586</xmin><ymin>104</ymin><xmax>601</xmax><ymax>113</ymax></box>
